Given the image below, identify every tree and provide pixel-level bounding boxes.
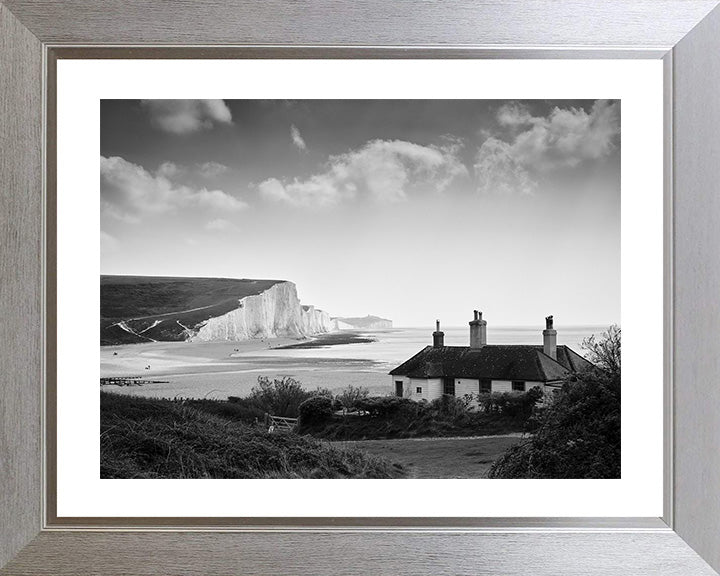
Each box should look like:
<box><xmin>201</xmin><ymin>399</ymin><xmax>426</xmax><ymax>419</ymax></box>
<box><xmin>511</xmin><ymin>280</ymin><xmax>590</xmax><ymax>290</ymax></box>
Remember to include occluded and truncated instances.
<box><xmin>582</xmin><ymin>324</ymin><xmax>621</xmax><ymax>377</ymax></box>
<box><xmin>248</xmin><ymin>376</ymin><xmax>311</xmax><ymax>417</ymax></box>
<box><xmin>488</xmin><ymin>327</ymin><xmax>621</xmax><ymax>479</ymax></box>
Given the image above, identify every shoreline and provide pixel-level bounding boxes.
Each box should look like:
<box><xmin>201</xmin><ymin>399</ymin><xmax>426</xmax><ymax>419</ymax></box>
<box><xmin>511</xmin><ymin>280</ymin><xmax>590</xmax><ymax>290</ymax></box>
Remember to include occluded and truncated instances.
<box><xmin>275</xmin><ymin>330</ymin><xmax>376</xmax><ymax>349</ymax></box>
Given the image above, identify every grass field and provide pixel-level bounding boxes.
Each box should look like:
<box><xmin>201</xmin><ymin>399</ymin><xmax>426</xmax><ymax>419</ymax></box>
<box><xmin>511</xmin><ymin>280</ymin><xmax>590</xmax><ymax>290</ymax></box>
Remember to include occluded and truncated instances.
<box><xmin>101</xmin><ymin>392</ymin><xmax>406</xmax><ymax>479</ymax></box>
<box><xmin>335</xmin><ymin>435</ymin><xmax>524</xmax><ymax>478</ymax></box>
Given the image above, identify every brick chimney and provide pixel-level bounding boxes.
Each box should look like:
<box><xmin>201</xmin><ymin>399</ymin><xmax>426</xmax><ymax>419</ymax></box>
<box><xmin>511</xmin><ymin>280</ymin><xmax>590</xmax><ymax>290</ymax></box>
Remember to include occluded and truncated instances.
<box><xmin>543</xmin><ymin>315</ymin><xmax>557</xmax><ymax>360</ymax></box>
<box><xmin>432</xmin><ymin>319</ymin><xmax>444</xmax><ymax>347</ymax></box>
<box><xmin>469</xmin><ymin>310</ymin><xmax>487</xmax><ymax>348</ymax></box>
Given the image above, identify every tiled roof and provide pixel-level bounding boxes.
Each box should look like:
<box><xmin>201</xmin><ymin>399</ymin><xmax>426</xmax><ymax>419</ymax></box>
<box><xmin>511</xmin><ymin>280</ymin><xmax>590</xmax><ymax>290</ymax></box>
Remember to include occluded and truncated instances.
<box><xmin>389</xmin><ymin>345</ymin><xmax>591</xmax><ymax>382</ymax></box>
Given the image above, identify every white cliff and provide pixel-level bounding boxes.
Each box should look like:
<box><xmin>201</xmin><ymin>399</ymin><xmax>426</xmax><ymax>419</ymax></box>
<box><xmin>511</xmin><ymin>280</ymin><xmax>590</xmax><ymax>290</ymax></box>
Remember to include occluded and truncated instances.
<box><xmin>301</xmin><ymin>305</ymin><xmax>334</xmax><ymax>334</ymax></box>
<box><xmin>191</xmin><ymin>281</ymin><xmax>334</xmax><ymax>342</ymax></box>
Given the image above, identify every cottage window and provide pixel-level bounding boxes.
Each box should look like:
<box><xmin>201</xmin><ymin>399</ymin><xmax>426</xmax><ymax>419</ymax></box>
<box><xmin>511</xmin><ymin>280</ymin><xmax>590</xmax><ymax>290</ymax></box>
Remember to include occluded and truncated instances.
<box><xmin>512</xmin><ymin>381</ymin><xmax>526</xmax><ymax>392</ymax></box>
<box><xmin>479</xmin><ymin>379</ymin><xmax>492</xmax><ymax>394</ymax></box>
<box><xmin>416</xmin><ymin>387</ymin><xmax>422</xmax><ymax>394</ymax></box>
<box><xmin>443</xmin><ymin>378</ymin><xmax>455</xmax><ymax>396</ymax></box>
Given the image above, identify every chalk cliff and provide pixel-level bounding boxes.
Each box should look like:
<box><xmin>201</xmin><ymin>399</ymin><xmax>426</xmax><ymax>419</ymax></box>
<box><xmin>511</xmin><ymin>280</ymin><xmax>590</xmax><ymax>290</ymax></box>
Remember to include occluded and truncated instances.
<box><xmin>100</xmin><ymin>276</ymin><xmax>335</xmax><ymax>345</ymax></box>
<box><xmin>192</xmin><ymin>282</ymin><xmax>333</xmax><ymax>342</ymax></box>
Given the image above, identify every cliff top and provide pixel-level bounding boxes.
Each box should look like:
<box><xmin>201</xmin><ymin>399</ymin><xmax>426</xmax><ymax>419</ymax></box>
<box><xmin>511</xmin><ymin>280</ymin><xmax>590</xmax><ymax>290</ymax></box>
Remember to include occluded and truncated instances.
<box><xmin>101</xmin><ymin>275</ymin><xmax>285</xmax><ymax>319</ymax></box>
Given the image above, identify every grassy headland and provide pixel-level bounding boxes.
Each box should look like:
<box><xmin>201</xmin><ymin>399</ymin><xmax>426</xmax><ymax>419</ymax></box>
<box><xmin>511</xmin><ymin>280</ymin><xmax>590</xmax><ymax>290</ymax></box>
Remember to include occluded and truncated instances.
<box><xmin>100</xmin><ymin>392</ymin><xmax>406</xmax><ymax>479</ymax></box>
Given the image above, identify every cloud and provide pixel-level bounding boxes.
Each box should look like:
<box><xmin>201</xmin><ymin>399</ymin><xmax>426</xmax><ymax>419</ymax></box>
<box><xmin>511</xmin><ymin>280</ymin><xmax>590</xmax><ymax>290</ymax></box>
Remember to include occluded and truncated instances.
<box><xmin>205</xmin><ymin>218</ymin><xmax>233</xmax><ymax>231</ymax></box>
<box><xmin>101</xmin><ymin>156</ymin><xmax>246</xmax><ymax>222</ymax></box>
<box><xmin>496</xmin><ymin>102</ymin><xmax>535</xmax><ymax>128</ymax></box>
<box><xmin>474</xmin><ymin>138</ymin><xmax>537</xmax><ymax>196</ymax></box>
<box><xmin>157</xmin><ymin>161</ymin><xmax>180</xmax><ymax>178</ymax></box>
<box><xmin>197</xmin><ymin>161</ymin><xmax>228</xmax><ymax>178</ymax></box>
<box><xmin>259</xmin><ymin>139</ymin><xmax>466</xmax><ymax>208</ymax></box>
<box><xmin>140</xmin><ymin>100</ymin><xmax>233</xmax><ymax>134</ymax></box>
<box><xmin>475</xmin><ymin>100</ymin><xmax>620</xmax><ymax>194</ymax></box>
<box><xmin>290</xmin><ymin>125</ymin><xmax>307</xmax><ymax>151</ymax></box>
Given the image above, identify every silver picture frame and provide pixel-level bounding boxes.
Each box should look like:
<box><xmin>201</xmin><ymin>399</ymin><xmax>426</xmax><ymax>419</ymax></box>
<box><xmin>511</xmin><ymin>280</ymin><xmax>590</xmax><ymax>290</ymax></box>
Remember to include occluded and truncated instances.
<box><xmin>2</xmin><ymin>1</ymin><xmax>720</xmax><ymax>574</ymax></box>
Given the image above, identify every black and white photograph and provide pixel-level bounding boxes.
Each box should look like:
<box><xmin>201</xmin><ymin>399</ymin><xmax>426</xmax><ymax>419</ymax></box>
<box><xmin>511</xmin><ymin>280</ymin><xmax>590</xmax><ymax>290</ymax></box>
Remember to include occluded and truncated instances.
<box><xmin>99</xmin><ymin>99</ymin><xmax>621</xmax><ymax>480</ymax></box>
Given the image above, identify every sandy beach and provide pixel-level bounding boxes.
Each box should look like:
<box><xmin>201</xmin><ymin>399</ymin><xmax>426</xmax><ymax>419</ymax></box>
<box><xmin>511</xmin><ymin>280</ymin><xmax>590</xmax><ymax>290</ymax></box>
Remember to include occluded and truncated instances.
<box><xmin>100</xmin><ymin>332</ymin><xmax>392</xmax><ymax>400</ymax></box>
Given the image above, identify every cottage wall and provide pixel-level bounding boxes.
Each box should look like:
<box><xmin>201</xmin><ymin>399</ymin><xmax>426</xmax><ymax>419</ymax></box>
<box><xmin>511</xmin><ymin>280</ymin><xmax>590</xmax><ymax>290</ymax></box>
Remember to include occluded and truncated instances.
<box><xmin>422</xmin><ymin>378</ymin><xmax>443</xmax><ymax>400</ymax></box>
<box><xmin>455</xmin><ymin>378</ymin><xmax>479</xmax><ymax>400</ymax></box>
<box><xmin>390</xmin><ymin>376</ymin><xmax>444</xmax><ymax>401</ymax></box>
<box><xmin>390</xmin><ymin>376</ymin><xmax>549</xmax><ymax>400</ymax></box>
<box><xmin>491</xmin><ymin>380</ymin><xmax>544</xmax><ymax>393</ymax></box>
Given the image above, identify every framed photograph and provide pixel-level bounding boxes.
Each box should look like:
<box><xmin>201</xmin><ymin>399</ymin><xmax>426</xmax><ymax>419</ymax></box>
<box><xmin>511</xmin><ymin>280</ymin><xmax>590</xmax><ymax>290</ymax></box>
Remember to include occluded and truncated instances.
<box><xmin>2</xmin><ymin>1</ymin><xmax>720</xmax><ymax>575</ymax></box>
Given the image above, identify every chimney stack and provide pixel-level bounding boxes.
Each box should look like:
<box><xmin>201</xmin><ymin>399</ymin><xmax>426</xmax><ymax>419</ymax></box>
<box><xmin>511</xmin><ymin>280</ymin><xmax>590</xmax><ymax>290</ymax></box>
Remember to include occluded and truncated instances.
<box><xmin>469</xmin><ymin>310</ymin><xmax>487</xmax><ymax>348</ymax></box>
<box><xmin>432</xmin><ymin>320</ymin><xmax>445</xmax><ymax>347</ymax></box>
<box><xmin>543</xmin><ymin>315</ymin><xmax>557</xmax><ymax>360</ymax></box>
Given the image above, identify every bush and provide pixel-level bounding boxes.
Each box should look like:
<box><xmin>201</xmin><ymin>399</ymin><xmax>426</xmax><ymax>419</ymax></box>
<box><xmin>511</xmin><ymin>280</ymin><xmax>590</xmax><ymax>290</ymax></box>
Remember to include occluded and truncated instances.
<box><xmin>248</xmin><ymin>376</ymin><xmax>312</xmax><ymax>417</ymax></box>
<box><xmin>298</xmin><ymin>395</ymin><xmax>334</xmax><ymax>425</ymax></box>
<box><xmin>429</xmin><ymin>395</ymin><xmax>469</xmax><ymax>418</ymax></box>
<box><xmin>337</xmin><ymin>385</ymin><xmax>370</xmax><ymax>411</ymax></box>
<box><xmin>488</xmin><ymin>329</ymin><xmax>621</xmax><ymax>479</ymax></box>
<box><xmin>191</xmin><ymin>398</ymin><xmax>265</xmax><ymax>423</ymax></box>
<box><xmin>355</xmin><ymin>396</ymin><xmax>421</xmax><ymax>419</ymax></box>
<box><xmin>476</xmin><ymin>388</ymin><xmax>543</xmax><ymax>419</ymax></box>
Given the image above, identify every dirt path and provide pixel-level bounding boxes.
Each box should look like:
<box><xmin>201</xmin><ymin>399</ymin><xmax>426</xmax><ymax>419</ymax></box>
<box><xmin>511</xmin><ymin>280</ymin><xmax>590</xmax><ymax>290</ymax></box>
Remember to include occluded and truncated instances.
<box><xmin>334</xmin><ymin>435</ymin><xmax>525</xmax><ymax>479</ymax></box>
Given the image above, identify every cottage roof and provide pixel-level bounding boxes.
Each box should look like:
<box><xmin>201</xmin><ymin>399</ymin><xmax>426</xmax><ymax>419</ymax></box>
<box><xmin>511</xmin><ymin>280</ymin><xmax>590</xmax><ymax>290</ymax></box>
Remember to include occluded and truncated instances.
<box><xmin>389</xmin><ymin>345</ymin><xmax>591</xmax><ymax>382</ymax></box>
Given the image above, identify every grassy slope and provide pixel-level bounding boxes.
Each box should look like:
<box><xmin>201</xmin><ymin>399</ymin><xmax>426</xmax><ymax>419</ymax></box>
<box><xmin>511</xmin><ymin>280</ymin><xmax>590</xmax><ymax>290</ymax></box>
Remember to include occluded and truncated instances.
<box><xmin>299</xmin><ymin>411</ymin><xmax>527</xmax><ymax>441</ymax></box>
<box><xmin>100</xmin><ymin>276</ymin><xmax>284</xmax><ymax>345</ymax></box>
<box><xmin>100</xmin><ymin>392</ymin><xmax>406</xmax><ymax>479</ymax></box>
<box><xmin>340</xmin><ymin>436</ymin><xmax>523</xmax><ymax>479</ymax></box>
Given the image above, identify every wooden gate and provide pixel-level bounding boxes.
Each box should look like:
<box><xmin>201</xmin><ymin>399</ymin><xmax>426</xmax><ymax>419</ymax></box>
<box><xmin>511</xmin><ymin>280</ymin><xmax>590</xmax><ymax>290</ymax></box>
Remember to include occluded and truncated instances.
<box><xmin>265</xmin><ymin>413</ymin><xmax>298</xmax><ymax>432</ymax></box>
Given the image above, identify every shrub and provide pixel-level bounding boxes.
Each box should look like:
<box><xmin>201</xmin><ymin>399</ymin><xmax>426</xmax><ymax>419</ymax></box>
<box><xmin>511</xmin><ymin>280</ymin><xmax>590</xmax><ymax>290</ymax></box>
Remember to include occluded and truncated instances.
<box><xmin>429</xmin><ymin>395</ymin><xmax>469</xmax><ymax>418</ymax></box>
<box><xmin>489</xmin><ymin>334</ymin><xmax>621</xmax><ymax>479</ymax></box>
<box><xmin>192</xmin><ymin>397</ymin><xmax>264</xmax><ymax>423</ymax></box>
<box><xmin>501</xmin><ymin>386</ymin><xmax>543</xmax><ymax>419</ymax></box>
<box><xmin>313</xmin><ymin>386</ymin><xmax>335</xmax><ymax>399</ymax></box>
<box><xmin>337</xmin><ymin>385</ymin><xmax>370</xmax><ymax>411</ymax></box>
<box><xmin>355</xmin><ymin>396</ymin><xmax>420</xmax><ymax>419</ymax></box>
<box><xmin>298</xmin><ymin>395</ymin><xmax>334</xmax><ymax>425</ymax></box>
<box><xmin>475</xmin><ymin>388</ymin><xmax>543</xmax><ymax>419</ymax></box>
<box><xmin>248</xmin><ymin>376</ymin><xmax>312</xmax><ymax>417</ymax></box>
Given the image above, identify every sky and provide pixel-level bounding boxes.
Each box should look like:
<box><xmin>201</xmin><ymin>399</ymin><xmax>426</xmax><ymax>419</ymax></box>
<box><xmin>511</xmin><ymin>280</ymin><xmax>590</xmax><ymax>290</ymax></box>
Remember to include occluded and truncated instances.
<box><xmin>100</xmin><ymin>99</ymin><xmax>620</xmax><ymax>327</ymax></box>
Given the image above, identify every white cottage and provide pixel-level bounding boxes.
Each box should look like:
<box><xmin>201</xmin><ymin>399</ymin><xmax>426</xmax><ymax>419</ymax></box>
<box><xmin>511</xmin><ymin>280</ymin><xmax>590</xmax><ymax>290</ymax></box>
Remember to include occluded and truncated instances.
<box><xmin>389</xmin><ymin>312</ymin><xmax>591</xmax><ymax>401</ymax></box>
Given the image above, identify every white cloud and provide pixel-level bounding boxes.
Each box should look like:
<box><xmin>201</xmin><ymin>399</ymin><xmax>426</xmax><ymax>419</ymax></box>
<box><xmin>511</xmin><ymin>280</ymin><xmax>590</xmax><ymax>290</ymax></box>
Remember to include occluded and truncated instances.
<box><xmin>205</xmin><ymin>218</ymin><xmax>233</xmax><ymax>231</ymax></box>
<box><xmin>157</xmin><ymin>161</ymin><xmax>180</xmax><ymax>178</ymax></box>
<box><xmin>474</xmin><ymin>138</ymin><xmax>537</xmax><ymax>196</ymax></box>
<box><xmin>197</xmin><ymin>161</ymin><xmax>228</xmax><ymax>178</ymax></box>
<box><xmin>101</xmin><ymin>156</ymin><xmax>246</xmax><ymax>222</ymax></box>
<box><xmin>140</xmin><ymin>100</ymin><xmax>233</xmax><ymax>134</ymax></box>
<box><xmin>475</xmin><ymin>100</ymin><xmax>620</xmax><ymax>194</ymax></box>
<box><xmin>496</xmin><ymin>102</ymin><xmax>535</xmax><ymax>128</ymax></box>
<box><xmin>259</xmin><ymin>139</ymin><xmax>466</xmax><ymax>208</ymax></box>
<box><xmin>290</xmin><ymin>125</ymin><xmax>307</xmax><ymax>151</ymax></box>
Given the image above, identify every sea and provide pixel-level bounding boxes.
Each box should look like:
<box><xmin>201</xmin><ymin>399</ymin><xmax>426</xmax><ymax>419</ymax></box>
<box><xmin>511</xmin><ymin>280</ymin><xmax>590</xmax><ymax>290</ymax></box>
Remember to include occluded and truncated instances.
<box><xmin>101</xmin><ymin>325</ymin><xmax>605</xmax><ymax>400</ymax></box>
